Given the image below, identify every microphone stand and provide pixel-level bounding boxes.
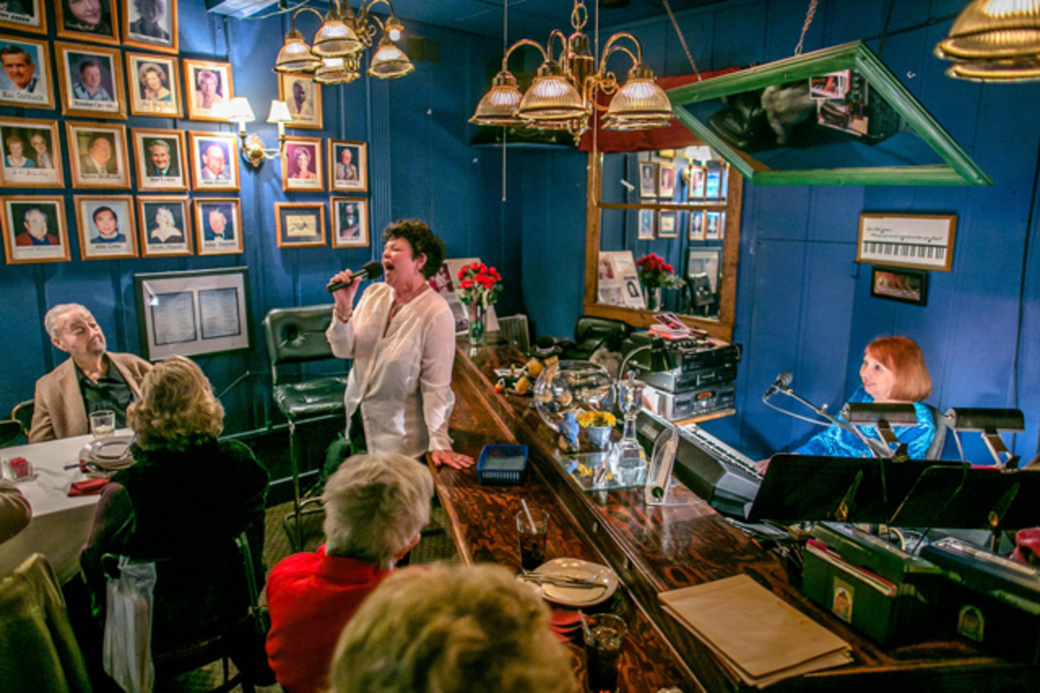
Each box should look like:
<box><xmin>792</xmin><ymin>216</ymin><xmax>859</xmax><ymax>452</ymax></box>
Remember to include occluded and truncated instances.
<box><xmin>769</xmin><ymin>386</ymin><xmax>893</xmax><ymax>459</ymax></box>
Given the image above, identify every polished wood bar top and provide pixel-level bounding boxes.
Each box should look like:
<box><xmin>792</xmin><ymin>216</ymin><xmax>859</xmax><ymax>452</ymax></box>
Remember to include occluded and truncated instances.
<box><xmin>432</xmin><ymin>340</ymin><xmax>1037</xmax><ymax>692</ymax></box>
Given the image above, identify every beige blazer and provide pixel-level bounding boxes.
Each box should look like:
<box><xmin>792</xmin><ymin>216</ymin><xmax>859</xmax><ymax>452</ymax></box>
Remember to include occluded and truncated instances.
<box><xmin>29</xmin><ymin>353</ymin><xmax>152</xmax><ymax>443</ymax></box>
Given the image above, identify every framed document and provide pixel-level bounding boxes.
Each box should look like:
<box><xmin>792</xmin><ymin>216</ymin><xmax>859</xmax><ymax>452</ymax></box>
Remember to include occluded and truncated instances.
<box><xmin>134</xmin><ymin>267</ymin><xmax>250</xmax><ymax>361</ymax></box>
<box><xmin>276</xmin><ymin>202</ymin><xmax>326</xmax><ymax>248</ymax></box>
<box><xmin>857</xmin><ymin>213</ymin><xmax>956</xmax><ymax>272</ymax></box>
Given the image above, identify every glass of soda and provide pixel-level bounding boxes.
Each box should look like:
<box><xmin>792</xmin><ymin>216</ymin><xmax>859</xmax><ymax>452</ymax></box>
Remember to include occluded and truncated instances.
<box><xmin>515</xmin><ymin>507</ymin><xmax>549</xmax><ymax>572</ymax></box>
<box><xmin>584</xmin><ymin>613</ymin><xmax>627</xmax><ymax>693</ymax></box>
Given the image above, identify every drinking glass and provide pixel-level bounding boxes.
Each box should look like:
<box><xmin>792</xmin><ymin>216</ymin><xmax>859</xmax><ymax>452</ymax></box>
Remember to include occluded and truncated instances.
<box><xmin>583</xmin><ymin>613</ymin><xmax>628</xmax><ymax>693</ymax></box>
<box><xmin>90</xmin><ymin>410</ymin><xmax>116</xmax><ymax>439</ymax></box>
<box><xmin>515</xmin><ymin>507</ymin><xmax>549</xmax><ymax>572</ymax></box>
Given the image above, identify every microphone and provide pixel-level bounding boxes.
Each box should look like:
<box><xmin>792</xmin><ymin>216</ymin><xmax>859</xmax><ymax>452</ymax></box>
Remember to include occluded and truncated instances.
<box><xmin>763</xmin><ymin>371</ymin><xmax>793</xmax><ymax>400</ymax></box>
<box><xmin>326</xmin><ymin>260</ymin><xmax>384</xmax><ymax>293</ymax></box>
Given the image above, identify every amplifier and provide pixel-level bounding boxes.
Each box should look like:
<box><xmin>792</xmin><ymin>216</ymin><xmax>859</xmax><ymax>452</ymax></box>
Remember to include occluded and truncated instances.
<box><xmin>643</xmin><ymin>383</ymin><xmax>736</xmax><ymax>422</ymax></box>
<box><xmin>623</xmin><ymin>332</ymin><xmax>741</xmax><ymax>374</ymax></box>
<box><xmin>635</xmin><ymin>361</ymin><xmax>738</xmax><ymax>393</ymax></box>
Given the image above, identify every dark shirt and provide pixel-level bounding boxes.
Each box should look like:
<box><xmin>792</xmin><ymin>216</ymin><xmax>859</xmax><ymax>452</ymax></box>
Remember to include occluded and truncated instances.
<box><xmin>93</xmin><ymin>233</ymin><xmax>126</xmax><ymax>244</ymax></box>
<box><xmin>76</xmin><ymin>357</ymin><xmax>133</xmax><ymax>428</ymax></box>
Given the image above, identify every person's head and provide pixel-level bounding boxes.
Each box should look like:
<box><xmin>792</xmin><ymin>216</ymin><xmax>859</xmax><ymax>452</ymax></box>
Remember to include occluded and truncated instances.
<box><xmin>67</xmin><ymin>0</ymin><xmax>103</xmax><ymax>27</ymax></box>
<box><xmin>339</xmin><ymin>148</ymin><xmax>352</xmax><ymax>166</ymax></box>
<box><xmin>138</xmin><ymin>62</ymin><xmax>165</xmax><ymax>90</ymax></box>
<box><xmin>148</xmin><ymin>139</ymin><xmax>170</xmax><ymax>169</ymax></box>
<box><xmin>207</xmin><ymin>207</ymin><xmax>227</xmax><ymax>235</ymax></box>
<box><xmin>87</xmin><ymin>134</ymin><xmax>112</xmax><ymax>165</ymax></box>
<box><xmin>22</xmin><ymin>206</ymin><xmax>47</xmax><ymax>239</ymax></box>
<box><xmin>29</xmin><ymin>133</ymin><xmax>47</xmax><ymax>155</ymax></box>
<box><xmin>5</xmin><ymin>134</ymin><xmax>23</xmax><ymax>157</ymax></box>
<box><xmin>382</xmin><ymin>219</ymin><xmax>445</xmax><ymax>281</ymax></box>
<box><xmin>154</xmin><ymin>206</ymin><xmax>173</xmax><ymax>227</ymax></box>
<box><xmin>92</xmin><ymin>205</ymin><xmax>118</xmax><ymax>238</ymax></box>
<box><xmin>861</xmin><ymin>336</ymin><xmax>932</xmax><ymax>403</ymax></box>
<box><xmin>322</xmin><ymin>453</ymin><xmax>433</xmax><ymax>568</ymax></box>
<box><xmin>78</xmin><ymin>60</ymin><xmax>101</xmax><ymax>90</ymax></box>
<box><xmin>127</xmin><ymin>355</ymin><xmax>224</xmax><ymax>450</ymax></box>
<box><xmin>292</xmin><ymin>80</ymin><xmax>305</xmax><ymax>102</ymax></box>
<box><xmin>294</xmin><ymin>147</ymin><xmax>310</xmax><ymax>170</ymax></box>
<box><xmin>330</xmin><ymin>563</ymin><xmax>577</xmax><ymax>693</ymax></box>
<box><xmin>196</xmin><ymin>69</ymin><xmax>218</xmax><ymax>94</ymax></box>
<box><xmin>134</xmin><ymin>0</ymin><xmax>163</xmax><ymax>22</ymax></box>
<box><xmin>44</xmin><ymin>303</ymin><xmax>106</xmax><ymax>361</ymax></box>
<box><xmin>0</xmin><ymin>46</ymin><xmax>34</xmax><ymax>89</ymax></box>
<box><xmin>202</xmin><ymin>143</ymin><xmax>225</xmax><ymax>176</ymax></box>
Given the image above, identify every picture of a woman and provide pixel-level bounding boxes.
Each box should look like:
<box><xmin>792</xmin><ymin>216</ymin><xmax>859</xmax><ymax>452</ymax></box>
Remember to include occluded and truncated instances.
<box><xmin>62</xmin><ymin>0</ymin><xmax>112</xmax><ymax>36</ymax></box>
<box><xmin>138</xmin><ymin>61</ymin><xmax>170</xmax><ymax>102</ymax></box>
<box><xmin>4</xmin><ymin>134</ymin><xmax>33</xmax><ymax>168</ymax></box>
<box><xmin>290</xmin><ymin>147</ymin><xmax>316</xmax><ymax>180</ymax></box>
<box><xmin>149</xmin><ymin>205</ymin><xmax>182</xmax><ymax>243</ymax></box>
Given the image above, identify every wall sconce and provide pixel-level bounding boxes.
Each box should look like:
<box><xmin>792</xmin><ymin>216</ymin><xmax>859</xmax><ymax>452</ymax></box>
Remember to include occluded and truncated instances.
<box><xmin>681</xmin><ymin>145</ymin><xmax>710</xmax><ymax>183</ymax></box>
<box><xmin>224</xmin><ymin>97</ymin><xmax>293</xmax><ymax>168</ymax></box>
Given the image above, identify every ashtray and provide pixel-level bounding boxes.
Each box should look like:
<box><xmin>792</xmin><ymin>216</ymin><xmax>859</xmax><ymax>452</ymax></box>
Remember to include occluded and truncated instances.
<box><xmin>477</xmin><ymin>444</ymin><xmax>528</xmax><ymax>485</ymax></box>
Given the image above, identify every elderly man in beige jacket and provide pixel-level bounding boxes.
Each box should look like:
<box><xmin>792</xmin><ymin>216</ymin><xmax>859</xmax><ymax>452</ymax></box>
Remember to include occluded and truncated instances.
<box><xmin>29</xmin><ymin>304</ymin><xmax>152</xmax><ymax>443</ymax></box>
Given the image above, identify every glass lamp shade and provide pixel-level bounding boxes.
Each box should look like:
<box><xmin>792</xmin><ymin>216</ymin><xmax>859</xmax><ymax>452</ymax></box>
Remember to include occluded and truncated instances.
<box><xmin>267</xmin><ymin>100</ymin><xmax>293</xmax><ymax>124</ymax></box>
<box><xmin>936</xmin><ymin>0</ymin><xmax>1040</xmax><ymax>81</ymax></box>
<box><xmin>605</xmin><ymin>69</ymin><xmax>673</xmax><ymax>122</ymax></box>
<box><xmin>315</xmin><ymin>56</ymin><xmax>361</xmax><ymax>85</ymax></box>
<box><xmin>516</xmin><ymin>64</ymin><xmax>586</xmax><ymax>121</ymax></box>
<box><xmin>469</xmin><ymin>71</ymin><xmax>523</xmax><ymax>126</ymax></box>
<box><xmin>274</xmin><ymin>31</ymin><xmax>321</xmax><ymax>73</ymax></box>
<box><xmin>312</xmin><ymin>17</ymin><xmax>363</xmax><ymax>57</ymax></box>
<box><xmin>224</xmin><ymin>97</ymin><xmax>256</xmax><ymax>124</ymax></box>
<box><xmin>368</xmin><ymin>37</ymin><xmax>415</xmax><ymax>79</ymax></box>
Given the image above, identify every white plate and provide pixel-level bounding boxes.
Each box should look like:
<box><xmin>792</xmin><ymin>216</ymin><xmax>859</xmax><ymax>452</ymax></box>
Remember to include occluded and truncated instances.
<box><xmin>79</xmin><ymin>436</ymin><xmax>136</xmax><ymax>471</ymax></box>
<box><xmin>532</xmin><ymin>557</ymin><xmax>617</xmax><ymax>607</ymax></box>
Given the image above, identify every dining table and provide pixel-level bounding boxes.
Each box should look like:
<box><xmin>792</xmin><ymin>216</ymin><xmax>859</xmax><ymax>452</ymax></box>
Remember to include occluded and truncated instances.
<box><xmin>0</xmin><ymin>431</ymin><xmax>131</xmax><ymax>583</ymax></box>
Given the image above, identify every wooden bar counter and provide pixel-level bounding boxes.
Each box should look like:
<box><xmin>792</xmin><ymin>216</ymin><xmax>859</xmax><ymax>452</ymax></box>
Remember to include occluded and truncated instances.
<box><xmin>430</xmin><ymin>340</ymin><xmax>1037</xmax><ymax>692</ymax></box>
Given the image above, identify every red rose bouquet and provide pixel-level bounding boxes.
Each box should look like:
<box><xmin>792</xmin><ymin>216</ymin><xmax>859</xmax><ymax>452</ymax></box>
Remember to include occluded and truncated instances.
<box><xmin>456</xmin><ymin>262</ymin><xmax>503</xmax><ymax>308</ymax></box>
<box><xmin>636</xmin><ymin>253</ymin><xmax>685</xmax><ymax>289</ymax></box>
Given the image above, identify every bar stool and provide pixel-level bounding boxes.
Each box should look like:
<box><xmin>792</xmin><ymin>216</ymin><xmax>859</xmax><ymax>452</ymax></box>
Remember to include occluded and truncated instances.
<box><xmin>263</xmin><ymin>305</ymin><xmax>347</xmax><ymax>550</ymax></box>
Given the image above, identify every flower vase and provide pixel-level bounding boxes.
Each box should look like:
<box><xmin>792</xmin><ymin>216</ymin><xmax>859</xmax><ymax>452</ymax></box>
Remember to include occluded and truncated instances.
<box><xmin>468</xmin><ymin>303</ymin><xmax>488</xmax><ymax>346</ymax></box>
<box><xmin>645</xmin><ymin>286</ymin><xmax>662</xmax><ymax>311</ymax></box>
<box><xmin>586</xmin><ymin>425</ymin><xmax>612</xmax><ymax>451</ymax></box>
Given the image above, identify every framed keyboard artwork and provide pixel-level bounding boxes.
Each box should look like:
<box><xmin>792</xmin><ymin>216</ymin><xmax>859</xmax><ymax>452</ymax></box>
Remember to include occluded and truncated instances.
<box><xmin>856</xmin><ymin>213</ymin><xmax>956</xmax><ymax>272</ymax></box>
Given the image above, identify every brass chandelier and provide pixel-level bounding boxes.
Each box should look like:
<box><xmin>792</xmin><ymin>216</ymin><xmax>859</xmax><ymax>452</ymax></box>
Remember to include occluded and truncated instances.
<box><xmin>935</xmin><ymin>0</ymin><xmax>1040</xmax><ymax>82</ymax></box>
<box><xmin>273</xmin><ymin>0</ymin><xmax>414</xmax><ymax>84</ymax></box>
<box><xmin>469</xmin><ymin>0</ymin><xmax>674</xmax><ymax>143</ymax></box>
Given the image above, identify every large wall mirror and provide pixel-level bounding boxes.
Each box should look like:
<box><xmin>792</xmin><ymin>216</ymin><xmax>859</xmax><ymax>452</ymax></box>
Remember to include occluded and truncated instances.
<box><xmin>583</xmin><ymin>148</ymin><xmax>742</xmax><ymax>341</ymax></box>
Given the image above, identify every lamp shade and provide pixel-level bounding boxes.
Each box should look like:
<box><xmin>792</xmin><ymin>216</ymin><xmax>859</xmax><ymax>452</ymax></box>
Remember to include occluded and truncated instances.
<box><xmin>312</xmin><ymin>17</ymin><xmax>363</xmax><ymax>57</ymax></box>
<box><xmin>315</xmin><ymin>56</ymin><xmax>361</xmax><ymax>85</ymax></box>
<box><xmin>517</xmin><ymin>61</ymin><xmax>586</xmax><ymax>121</ymax></box>
<box><xmin>267</xmin><ymin>100</ymin><xmax>293</xmax><ymax>124</ymax></box>
<box><xmin>368</xmin><ymin>37</ymin><xmax>415</xmax><ymax>79</ymax></box>
<box><xmin>936</xmin><ymin>0</ymin><xmax>1040</xmax><ymax>81</ymax></box>
<box><xmin>605</xmin><ymin>66</ymin><xmax>672</xmax><ymax>120</ymax></box>
<box><xmin>469</xmin><ymin>70</ymin><xmax>523</xmax><ymax>126</ymax></box>
<box><xmin>274</xmin><ymin>30</ymin><xmax>321</xmax><ymax>73</ymax></box>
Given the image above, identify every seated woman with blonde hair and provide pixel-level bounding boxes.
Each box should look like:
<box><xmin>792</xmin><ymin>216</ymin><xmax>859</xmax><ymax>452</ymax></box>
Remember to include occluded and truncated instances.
<box><xmin>792</xmin><ymin>335</ymin><xmax>936</xmax><ymax>459</ymax></box>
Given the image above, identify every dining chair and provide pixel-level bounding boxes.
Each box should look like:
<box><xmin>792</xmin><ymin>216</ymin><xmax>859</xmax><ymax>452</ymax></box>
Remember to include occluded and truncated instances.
<box><xmin>0</xmin><ymin>419</ymin><xmax>22</xmax><ymax>448</ymax></box>
<box><xmin>11</xmin><ymin>400</ymin><xmax>33</xmax><ymax>438</ymax></box>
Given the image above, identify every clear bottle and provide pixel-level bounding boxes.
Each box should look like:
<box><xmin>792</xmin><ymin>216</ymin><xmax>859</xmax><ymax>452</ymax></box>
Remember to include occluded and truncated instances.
<box><xmin>609</xmin><ymin>373</ymin><xmax>647</xmax><ymax>485</ymax></box>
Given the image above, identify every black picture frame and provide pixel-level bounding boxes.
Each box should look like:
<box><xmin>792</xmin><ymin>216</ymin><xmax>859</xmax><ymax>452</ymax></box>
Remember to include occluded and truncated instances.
<box><xmin>870</xmin><ymin>266</ymin><xmax>929</xmax><ymax>306</ymax></box>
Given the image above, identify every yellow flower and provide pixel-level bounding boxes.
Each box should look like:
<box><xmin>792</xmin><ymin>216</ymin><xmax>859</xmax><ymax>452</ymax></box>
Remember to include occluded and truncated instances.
<box><xmin>576</xmin><ymin>411</ymin><xmax>616</xmax><ymax>428</ymax></box>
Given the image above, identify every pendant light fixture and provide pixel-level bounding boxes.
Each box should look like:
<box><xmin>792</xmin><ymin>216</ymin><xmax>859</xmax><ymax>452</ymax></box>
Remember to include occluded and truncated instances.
<box><xmin>935</xmin><ymin>0</ymin><xmax>1040</xmax><ymax>82</ymax></box>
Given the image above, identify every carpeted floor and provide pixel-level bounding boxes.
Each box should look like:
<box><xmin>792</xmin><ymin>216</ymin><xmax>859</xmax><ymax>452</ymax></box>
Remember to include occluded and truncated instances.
<box><xmin>153</xmin><ymin>499</ymin><xmax>458</xmax><ymax>692</ymax></box>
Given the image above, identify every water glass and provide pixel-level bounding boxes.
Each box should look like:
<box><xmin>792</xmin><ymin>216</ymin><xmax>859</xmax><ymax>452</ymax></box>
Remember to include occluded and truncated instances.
<box><xmin>515</xmin><ymin>507</ymin><xmax>549</xmax><ymax>572</ymax></box>
<box><xmin>90</xmin><ymin>410</ymin><xmax>116</xmax><ymax>439</ymax></box>
<box><xmin>584</xmin><ymin>613</ymin><xmax>627</xmax><ymax>693</ymax></box>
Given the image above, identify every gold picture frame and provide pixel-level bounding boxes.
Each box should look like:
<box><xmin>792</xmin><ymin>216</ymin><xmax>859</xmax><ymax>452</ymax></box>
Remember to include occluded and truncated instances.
<box><xmin>331</xmin><ymin>197</ymin><xmax>369</xmax><ymax>248</ymax></box>
<box><xmin>126</xmin><ymin>52</ymin><xmax>182</xmax><ymax>118</ymax></box>
<box><xmin>132</xmin><ymin>127</ymin><xmax>187</xmax><ymax>191</ymax></box>
<box><xmin>278</xmin><ymin>73</ymin><xmax>321</xmax><ymax>129</ymax></box>
<box><xmin>282</xmin><ymin>136</ymin><xmax>323</xmax><ymax>192</ymax></box>
<box><xmin>66</xmin><ymin>121</ymin><xmax>130</xmax><ymax>189</ymax></box>
<box><xmin>121</xmin><ymin>0</ymin><xmax>178</xmax><ymax>54</ymax></box>
<box><xmin>55</xmin><ymin>41</ymin><xmax>127</xmax><ymax>119</ymax></box>
<box><xmin>188</xmin><ymin>130</ymin><xmax>240</xmax><ymax>192</ymax></box>
<box><xmin>275</xmin><ymin>202</ymin><xmax>326</xmax><ymax>248</ymax></box>
<box><xmin>0</xmin><ymin>0</ymin><xmax>47</xmax><ymax>34</ymax></box>
<box><xmin>194</xmin><ymin>198</ymin><xmax>243</xmax><ymax>256</ymax></box>
<box><xmin>183</xmin><ymin>58</ymin><xmax>233</xmax><ymax>122</ymax></box>
<box><xmin>73</xmin><ymin>194</ymin><xmax>138</xmax><ymax>260</ymax></box>
<box><xmin>1</xmin><ymin>196</ymin><xmax>71</xmax><ymax>264</ymax></box>
<box><xmin>0</xmin><ymin>35</ymin><xmax>54</xmax><ymax>109</ymax></box>
<box><xmin>857</xmin><ymin>213</ymin><xmax>957</xmax><ymax>272</ymax></box>
<box><xmin>328</xmin><ymin>139</ymin><xmax>367</xmax><ymax>193</ymax></box>
<box><xmin>56</xmin><ymin>0</ymin><xmax>119</xmax><ymax>45</ymax></box>
<box><xmin>0</xmin><ymin>116</ymin><xmax>63</xmax><ymax>188</ymax></box>
<box><xmin>137</xmin><ymin>195</ymin><xmax>192</xmax><ymax>257</ymax></box>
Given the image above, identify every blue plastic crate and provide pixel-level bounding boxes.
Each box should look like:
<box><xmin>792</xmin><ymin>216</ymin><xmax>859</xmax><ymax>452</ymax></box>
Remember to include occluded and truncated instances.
<box><xmin>477</xmin><ymin>444</ymin><xmax>528</xmax><ymax>485</ymax></box>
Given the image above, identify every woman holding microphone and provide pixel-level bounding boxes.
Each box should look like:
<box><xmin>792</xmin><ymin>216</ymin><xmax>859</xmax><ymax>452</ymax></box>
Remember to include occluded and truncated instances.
<box><xmin>326</xmin><ymin>219</ymin><xmax>473</xmax><ymax>469</ymax></box>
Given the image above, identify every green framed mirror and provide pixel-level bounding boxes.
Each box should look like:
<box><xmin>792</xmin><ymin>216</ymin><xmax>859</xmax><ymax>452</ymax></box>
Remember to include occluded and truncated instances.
<box><xmin>668</xmin><ymin>42</ymin><xmax>992</xmax><ymax>186</ymax></box>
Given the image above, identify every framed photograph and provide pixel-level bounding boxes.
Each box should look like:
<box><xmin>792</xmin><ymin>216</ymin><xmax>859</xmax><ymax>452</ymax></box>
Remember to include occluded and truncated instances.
<box><xmin>183</xmin><ymin>59</ymin><xmax>232</xmax><ymax>122</ymax></box>
<box><xmin>637</xmin><ymin>208</ymin><xmax>654</xmax><ymax>240</ymax></box>
<box><xmin>705</xmin><ymin>164</ymin><xmax>723</xmax><ymax>199</ymax></box>
<box><xmin>0</xmin><ymin>36</ymin><xmax>53</xmax><ymax>109</ymax></box>
<box><xmin>66</xmin><ymin>121</ymin><xmax>130</xmax><ymax>189</ymax></box>
<box><xmin>133</xmin><ymin>128</ymin><xmax>187</xmax><ymax>191</ymax></box>
<box><xmin>282</xmin><ymin>136</ymin><xmax>323</xmax><ymax>191</ymax></box>
<box><xmin>686</xmin><ymin>164</ymin><xmax>705</xmax><ymax>199</ymax></box>
<box><xmin>126</xmin><ymin>52</ymin><xmax>181</xmax><ymax>117</ymax></box>
<box><xmin>194</xmin><ymin>198</ymin><xmax>242</xmax><ymax>256</ymax></box>
<box><xmin>0</xmin><ymin>117</ymin><xmax>62</xmax><ymax>188</ymax></box>
<box><xmin>871</xmin><ymin>266</ymin><xmax>929</xmax><ymax>306</ymax></box>
<box><xmin>687</xmin><ymin>247</ymin><xmax>722</xmax><ymax>296</ymax></box>
<box><xmin>134</xmin><ymin>267</ymin><xmax>250</xmax><ymax>361</ymax></box>
<box><xmin>56</xmin><ymin>0</ymin><xmax>119</xmax><ymax>45</ymax></box>
<box><xmin>123</xmin><ymin>0</ymin><xmax>178</xmax><ymax>54</ymax></box>
<box><xmin>329</xmin><ymin>139</ymin><xmax>367</xmax><ymax>192</ymax></box>
<box><xmin>0</xmin><ymin>0</ymin><xmax>47</xmax><ymax>34</ymax></box>
<box><xmin>188</xmin><ymin>131</ymin><xmax>239</xmax><ymax>192</ymax></box>
<box><xmin>331</xmin><ymin>197</ymin><xmax>369</xmax><ymax>248</ymax></box>
<box><xmin>658</xmin><ymin>210</ymin><xmax>678</xmax><ymax>238</ymax></box>
<box><xmin>73</xmin><ymin>194</ymin><xmax>137</xmax><ymax>260</ymax></box>
<box><xmin>688</xmin><ymin>210</ymin><xmax>705</xmax><ymax>240</ymax></box>
<box><xmin>56</xmin><ymin>42</ymin><xmax>126</xmax><ymax>119</ymax></box>
<box><xmin>658</xmin><ymin>162</ymin><xmax>676</xmax><ymax>199</ymax></box>
<box><xmin>1</xmin><ymin>196</ymin><xmax>70</xmax><ymax>264</ymax></box>
<box><xmin>276</xmin><ymin>202</ymin><xmax>326</xmax><ymax>248</ymax></box>
<box><xmin>705</xmin><ymin>211</ymin><xmax>723</xmax><ymax>240</ymax></box>
<box><xmin>857</xmin><ymin>213</ymin><xmax>956</xmax><ymax>272</ymax></box>
<box><xmin>279</xmin><ymin>73</ymin><xmax>321</xmax><ymax>129</ymax></box>
<box><xmin>638</xmin><ymin>161</ymin><xmax>657</xmax><ymax>198</ymax></box>
<box><xmin>137</xmin><ymin>195</ymin><xmax>191</xmax><ymax>257</ymax></box>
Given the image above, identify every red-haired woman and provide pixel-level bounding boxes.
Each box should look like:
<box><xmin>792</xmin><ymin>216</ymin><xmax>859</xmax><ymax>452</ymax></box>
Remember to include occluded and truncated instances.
<box><xmin>793</xmin><ymin>336</ymin><xmax>936</xmax><ymax>459</ymax></box>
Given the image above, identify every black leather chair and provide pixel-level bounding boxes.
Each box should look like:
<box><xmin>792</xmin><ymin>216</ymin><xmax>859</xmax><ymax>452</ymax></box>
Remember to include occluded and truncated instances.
<box><xmin>263</xmin><ymin>305</ymin><xmax>348</xmax><ymax>550</ymax></box>
<box><xmin>560</xmin><ymin>316</ymin><xmax>631</xmax><ymax>360</ymax></box>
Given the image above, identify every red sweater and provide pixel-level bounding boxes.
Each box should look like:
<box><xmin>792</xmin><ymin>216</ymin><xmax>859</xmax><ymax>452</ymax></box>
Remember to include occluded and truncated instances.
<box><xmin>265</xmin><ymin>545</ymin><xmax>392</xmax><ymax>693</ymax></box>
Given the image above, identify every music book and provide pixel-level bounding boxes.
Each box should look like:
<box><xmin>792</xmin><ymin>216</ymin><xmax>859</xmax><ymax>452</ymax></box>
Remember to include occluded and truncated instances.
<box><xmin>659</xmin><ymin>574</ymin><xmax>852</xmax><ymax>688</ymax></box>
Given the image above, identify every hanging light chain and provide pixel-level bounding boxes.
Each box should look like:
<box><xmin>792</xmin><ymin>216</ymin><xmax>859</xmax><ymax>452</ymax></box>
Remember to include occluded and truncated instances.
<box><xmin>794</xmin><ymin>0</ymin><xmax>819</xmax><ymax>56</ymax></box>
<box><xmin>663</xmin><ymin>0</ymin><xmax>700</xmax><ymax>80</ymax></box>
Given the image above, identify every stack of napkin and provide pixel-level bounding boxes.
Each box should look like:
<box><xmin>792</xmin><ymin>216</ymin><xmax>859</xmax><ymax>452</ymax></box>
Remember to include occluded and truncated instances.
<box><xmin>659</xmin><ymin>574</ymin><xmax>852</xmax><ymax>688</ymax></box>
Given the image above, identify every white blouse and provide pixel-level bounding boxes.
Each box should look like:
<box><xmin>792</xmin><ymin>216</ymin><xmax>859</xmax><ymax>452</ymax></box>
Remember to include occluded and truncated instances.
<box><xmin>326</xmin><ymin>282</ymin><xmax>456</xmax><ymax>459</ymax></box>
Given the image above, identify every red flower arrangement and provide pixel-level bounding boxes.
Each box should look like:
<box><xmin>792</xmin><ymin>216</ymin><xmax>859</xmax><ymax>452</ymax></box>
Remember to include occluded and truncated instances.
<box><xmin>456</xmin><ymin>262</ymin><xmax>503</xmax><ymax>308</ymax></box>
<box><xmin>636</xmin><ymin>253</ymin><xmax>685</xmax><ymax>289</ymax></box>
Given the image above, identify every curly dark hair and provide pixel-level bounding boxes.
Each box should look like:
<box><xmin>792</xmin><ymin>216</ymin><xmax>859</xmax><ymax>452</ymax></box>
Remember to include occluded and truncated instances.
<box><xmin>382</xmin><ymin>219</ymin><xmax>445</xmax><ymax>280</ymax></box>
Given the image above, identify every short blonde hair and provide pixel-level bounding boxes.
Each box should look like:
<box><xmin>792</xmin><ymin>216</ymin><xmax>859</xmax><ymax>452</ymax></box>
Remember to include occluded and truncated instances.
<box><xmin>322</xmin><ymin>453</ymin><xmax>433</xmax><ymax>568</ymax></box>
<box><xmin>127</xmin><ymin>355</ymin><xmax>224</xmax><ymax>450</ymax></box>
<box><xmin>330</xmin><ymin>563</ymin><xmax>577</xmax><ymax>693</ymax></box>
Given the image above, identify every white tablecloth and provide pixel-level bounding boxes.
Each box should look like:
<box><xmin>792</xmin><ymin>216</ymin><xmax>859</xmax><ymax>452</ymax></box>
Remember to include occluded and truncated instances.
<box><xmin>0</xmin><ymin>432</ymin><xmax>130</xmax><ymax>583</ymax></box>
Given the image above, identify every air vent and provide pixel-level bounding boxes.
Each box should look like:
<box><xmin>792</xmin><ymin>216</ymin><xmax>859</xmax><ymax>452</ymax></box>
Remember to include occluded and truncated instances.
<box><xmin>205</xmin><ymin>0</ymin><xmax>279</xmax><ymax>19</ymax></box>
